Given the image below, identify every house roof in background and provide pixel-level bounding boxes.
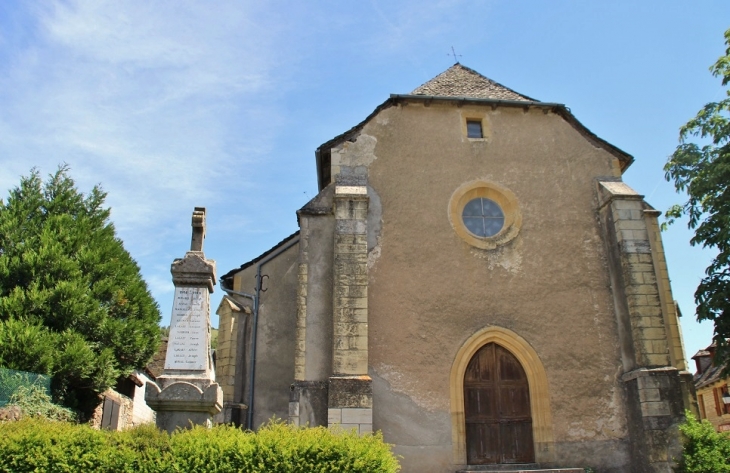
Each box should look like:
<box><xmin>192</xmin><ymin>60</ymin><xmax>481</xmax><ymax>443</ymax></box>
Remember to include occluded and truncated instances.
<box><xmin>145</xmin><ymin>338</ymin><xmax>168</xmax><ymax>379</ymax></box>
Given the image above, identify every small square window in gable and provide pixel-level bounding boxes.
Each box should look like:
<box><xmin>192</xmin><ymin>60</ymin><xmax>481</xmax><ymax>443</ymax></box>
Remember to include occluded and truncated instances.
<box><xmin>466</xmin><ymin>120</ymin><xmax>483</xmax><ymax>139</ymax></box>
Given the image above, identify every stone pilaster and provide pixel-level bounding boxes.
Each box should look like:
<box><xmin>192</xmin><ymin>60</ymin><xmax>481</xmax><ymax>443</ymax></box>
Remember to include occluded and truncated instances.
<box><xmin>295</xmin><ymin>260</ymin><xmax>308</xmax><ymax>381</ymax></box>
<box><xmin>328</xmin><ymin>185</ymin><xmax>372</xmax><ymax>434</ymax></box>
<box><xmin>290</xmin><ymin>223</ymin><xmax>309</xmax><ymax>426</ymax></box>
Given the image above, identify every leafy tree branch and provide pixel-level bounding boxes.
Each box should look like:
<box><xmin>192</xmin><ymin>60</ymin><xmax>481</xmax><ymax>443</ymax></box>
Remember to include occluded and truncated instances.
<box><xmin>664</xmin><ymin>28</ymin><xmax>730</xmax><ymax>367</ymax></box>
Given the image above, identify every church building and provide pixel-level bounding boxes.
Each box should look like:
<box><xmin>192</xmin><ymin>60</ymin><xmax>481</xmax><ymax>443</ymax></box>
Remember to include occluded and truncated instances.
<box><xmin>215</xmin><ymin>64</ymin><xmax>695</xmax><ymax>472</ymax></box>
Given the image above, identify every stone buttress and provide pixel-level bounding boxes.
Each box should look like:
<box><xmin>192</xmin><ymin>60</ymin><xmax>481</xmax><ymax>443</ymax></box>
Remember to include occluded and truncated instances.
<box><xmin>289</xmin><ymin>183</ymin><xmax>373</xmax><ymax>434</ymax></box>
<box><xmin>597</xmin><ymin>181</ymin><xmax>695</xmax><ymax>472</ymax></box>
<box><xmin>289</xmin><ymin>186</ymin><xmax>335</xmax><ymax>428</ymax></box>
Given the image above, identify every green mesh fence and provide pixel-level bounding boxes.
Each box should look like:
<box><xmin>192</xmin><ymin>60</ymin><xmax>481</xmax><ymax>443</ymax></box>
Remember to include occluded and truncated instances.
<box><xmin>0</xmin><ymin>368</ymin><xmax>51</xmax><ymax>407</ymax></box>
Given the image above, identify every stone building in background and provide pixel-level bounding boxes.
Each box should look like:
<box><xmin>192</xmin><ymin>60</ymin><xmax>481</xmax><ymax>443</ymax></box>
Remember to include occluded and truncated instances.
<box><xmin>692</xmin><ymin>343</ymin><xmax>730</xmax><ymax>432</ymax></box>
<box><xmin>91</xmin><ymin>339</ymin><xmax>167</xmax><ymax>430</ymax></box>
<box><xmin>216</xmin><ymin>64</ymin><xmax>695</xmax><ymax>472</ymax></box>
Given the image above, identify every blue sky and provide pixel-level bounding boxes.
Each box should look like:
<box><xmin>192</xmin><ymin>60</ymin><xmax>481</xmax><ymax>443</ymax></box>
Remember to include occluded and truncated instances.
<box><xmin>0</xmin><ymin>1</ymin><xmax>728</xmax><ymax>370</ymax></box>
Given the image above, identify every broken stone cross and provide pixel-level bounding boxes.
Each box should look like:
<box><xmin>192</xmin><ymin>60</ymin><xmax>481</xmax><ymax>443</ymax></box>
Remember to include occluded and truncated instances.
<box><xmin>191</xmin><ymin>207</ymin><xmax>205</xmax><ymax>252</ymax></box>
<box><xmin>145</xmin><ymin>207</ymin><xmax>223</xmax><ymax>433</ymax></box>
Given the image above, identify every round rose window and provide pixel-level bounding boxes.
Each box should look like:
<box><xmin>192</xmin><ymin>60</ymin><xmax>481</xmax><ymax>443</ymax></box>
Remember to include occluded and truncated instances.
<box><xmin>462</xmin><ymin>198</ymin><xmax>505</xmax><ymax>237</ymax></box>
<box><xmin>449</xmin><ymin>181</ymin><xmax>521</xmax><ymax>250</ymax></box>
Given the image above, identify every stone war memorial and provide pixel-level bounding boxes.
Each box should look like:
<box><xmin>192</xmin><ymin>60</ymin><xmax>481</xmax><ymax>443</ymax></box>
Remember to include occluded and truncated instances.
<box><xmin>146</xmin><ymin>207</ymin><xmax>222</xmax><ymax>432</ymax></box>
<box><xmin>214</xmin><ymin>64</ymin><xmax>696</xmax><ymax>472</ymax></box>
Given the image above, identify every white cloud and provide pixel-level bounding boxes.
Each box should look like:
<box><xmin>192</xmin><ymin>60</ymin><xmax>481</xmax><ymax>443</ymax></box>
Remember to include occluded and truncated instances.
<box><xmin>0</xmin><ymin>0</ymin><xmax>288</xmax><ymax>251</ymax></box>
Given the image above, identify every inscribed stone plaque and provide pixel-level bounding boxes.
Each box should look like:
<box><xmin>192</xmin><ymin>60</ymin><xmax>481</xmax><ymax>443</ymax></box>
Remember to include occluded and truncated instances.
<box><xmin>165</xmin><ymin>286</ymin><xmax>209</xmax><ymax>370</ymax></box>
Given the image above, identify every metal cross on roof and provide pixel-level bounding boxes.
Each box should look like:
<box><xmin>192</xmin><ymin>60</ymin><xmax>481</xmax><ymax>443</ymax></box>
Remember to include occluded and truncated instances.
<box><xmin>448</xmin><ymin>46</ymin><xmax>462</xmax><ymax>64</ymax></box>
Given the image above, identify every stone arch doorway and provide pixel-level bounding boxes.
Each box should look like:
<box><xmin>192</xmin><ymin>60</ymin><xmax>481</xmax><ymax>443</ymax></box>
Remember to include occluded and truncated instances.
<box><xmin>450</xmin><ymin>326</ymin><xmax>555</xmax><ymax>465</ymax></box>
<box><xmin>464</xmin><ymin>342</ymin><xmax>534</xmax><ymax>464</ymax></box>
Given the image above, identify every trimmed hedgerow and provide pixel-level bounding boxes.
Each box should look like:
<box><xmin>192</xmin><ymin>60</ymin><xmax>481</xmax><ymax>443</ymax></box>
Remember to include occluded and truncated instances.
<box><xmin>0</xmin><ymin>419</ymin><xmax>400</xmax><ymax>473</ymax></box>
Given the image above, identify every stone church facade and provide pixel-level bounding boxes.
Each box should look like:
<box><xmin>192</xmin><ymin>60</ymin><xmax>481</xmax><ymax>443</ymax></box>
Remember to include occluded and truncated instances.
<box><xmin>215</xmin><ymin>64</ymin><xmax>695</xmax><ymax>472</ymax></box>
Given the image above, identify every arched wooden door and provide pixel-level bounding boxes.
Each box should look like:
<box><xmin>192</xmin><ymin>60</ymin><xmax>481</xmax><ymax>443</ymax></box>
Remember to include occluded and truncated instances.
<box><xmin>464</xmin><ymin>342</ymin><xmax>535</xmax><ymax>464</ymax></box>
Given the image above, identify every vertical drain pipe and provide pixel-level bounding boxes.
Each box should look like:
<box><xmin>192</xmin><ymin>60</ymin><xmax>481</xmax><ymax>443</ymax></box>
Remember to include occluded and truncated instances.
<box><xmin>246</xmin><ymin>235</ymin><xmax>300</xmax><ymax>430</ymax></box>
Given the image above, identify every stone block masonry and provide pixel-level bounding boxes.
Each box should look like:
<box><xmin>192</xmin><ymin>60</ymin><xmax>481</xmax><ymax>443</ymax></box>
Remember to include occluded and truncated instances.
<box><xmin>295</xmin><ymin>262</ymin><xmax>308</xmax><ymax>381</ymax></box>
<box><xmin>332</xmin><ymin>187</ymin><xmax>369</xmax><ymax>376</ymax></box>
<box><xmin>328</xmin><ymin>375</ymin><xmax>373</xmax><ymax>435</ymax></box>
<box><xmin>607</xmin><ymin>194</ymin><xmax>670</xmax><ymax>369</ymax></box>
<box><xmin>328</xmin><ymin>407</ymin><xmax>373</xmax><ymax>434</ymax></box>
<box><xmin>597</xmin><ymin>181</ymin><xmax>690</xmax><ymax>473</ymax></box>
<box><xmin>328</xmin><ymin>185</ymin><xmax>373</xmax><ymax>435</ymax></box>
<box><xmin>644</xmin><ymin>208</ymin><xmax>688</xmax><ymax>372</ymax></box>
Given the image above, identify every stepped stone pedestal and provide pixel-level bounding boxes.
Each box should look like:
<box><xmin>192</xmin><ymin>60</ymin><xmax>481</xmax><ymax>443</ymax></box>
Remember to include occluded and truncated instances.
<box><xmin>145</xmin><ymin>208</ymin><xmax>222</xmax><ymax>433</ymax></box>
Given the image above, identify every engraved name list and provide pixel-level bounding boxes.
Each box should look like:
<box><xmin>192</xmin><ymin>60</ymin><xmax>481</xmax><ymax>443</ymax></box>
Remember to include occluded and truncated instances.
<box><xmin>165</xmin><ymin>286</ymin><xmax>209</xmax><ymax>370</ymax></box>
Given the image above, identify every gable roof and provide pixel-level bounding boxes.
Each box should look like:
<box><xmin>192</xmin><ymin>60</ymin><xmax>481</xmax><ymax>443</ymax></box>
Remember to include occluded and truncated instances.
<box><xmin>692</xmin><ymin>342</ymin><xmax>725</xmax><ymax>389</ymax></box>
<box><xmin>695</xmin><ymin>361</ymin><xmax>725</xmax><ymax>390</ymax></box>
<box><xmin>411</xmin><ymin>63</ymin><xmax>537</xmax><ymax>102</ymax></box>
<box><xmin>315</xmin><ymin>63</ymin><xmax>634</xmax><ymax>189</ymax></box>
<box><xmin>219</xmin><ymin>231</ymin><xmax>300</xmax><ymax>286</ymax></box>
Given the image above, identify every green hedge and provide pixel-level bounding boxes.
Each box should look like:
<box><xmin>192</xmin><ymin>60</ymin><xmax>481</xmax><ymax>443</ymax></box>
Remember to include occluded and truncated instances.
<box><xmin>0</xmin><ymin>419</ymin><xmax>400</xmax><ymax>473</ymax></box>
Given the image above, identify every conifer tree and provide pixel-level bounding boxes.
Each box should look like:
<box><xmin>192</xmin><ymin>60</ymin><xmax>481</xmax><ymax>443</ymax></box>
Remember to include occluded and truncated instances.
<box><xmin>0</xmin><ymin>166</ymin><xmax>161</xmax><ymax>412</ymax></box>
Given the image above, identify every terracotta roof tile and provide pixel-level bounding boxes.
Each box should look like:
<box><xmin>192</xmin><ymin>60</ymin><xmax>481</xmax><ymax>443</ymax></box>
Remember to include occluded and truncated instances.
<box><xmin>410</xmin><ymin>63</ymin><xmax>536</xmax><ymax>102</ymax></box>
<box><xmin>692</xmin><ymin>349</ymin><xmax>711</xmax><ymax>359</ymax></box>
<box><xmin>695</xmin><ymin>363</ymin><xmax>725</xmax><ymax>389</ymax></box>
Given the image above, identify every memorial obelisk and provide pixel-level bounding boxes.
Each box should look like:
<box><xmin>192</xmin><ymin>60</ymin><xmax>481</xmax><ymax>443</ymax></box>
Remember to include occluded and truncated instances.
<box><xmin>145</xmin><ymin>207</ymin><xmax>222</xmax><ymax>432</ymax></box>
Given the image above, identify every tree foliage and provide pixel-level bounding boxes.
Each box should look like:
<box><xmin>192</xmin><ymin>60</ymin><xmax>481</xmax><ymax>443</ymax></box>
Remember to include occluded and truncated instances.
<box><xmin>0</xmin><ymin>166</ymin><xmax>160</xmax><ymax>412</ymax></box>
<box><xmin>7</xmin><ymin>384</ymin><xmax>77</xmax><ymax>422</ymax></box>
<box><xmin>665</xmin><ymin>28</ymin><xmax>730</xmax><ymax>366</ymax></box>
<box><xmin>676</xmin><ymin>411</ymin><xmax>730</xmax><ymax>473</ymax></box>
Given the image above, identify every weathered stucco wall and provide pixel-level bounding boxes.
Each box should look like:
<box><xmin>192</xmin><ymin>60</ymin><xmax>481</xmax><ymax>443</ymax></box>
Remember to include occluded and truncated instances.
<box><xmin>232</xmin><ymin>242</ymin><xmax>299</xmax><ymax>429</ymax></box>
<box><xmin>336</xmin><ymin>102</ymin><xmax>633</xmax><ymax>471</ymax></box>
<box><xmin>131</xmin><ymin>371</ymin><xmax>156</xmax><ymax>426</ymax></box>
<box><xmin>217</xmin><ymin>95</ymin><xmax>687</xmax><ymax>472</ymax></box>
<box><xmin>291</xmin><ymin>189</ymin><xmax>336</xmax><ymax>428</ymax></box>
<box><xmin>299</xmin><ymin>189</ymin><xmax>336</xmax><ymax>382</ymax></box>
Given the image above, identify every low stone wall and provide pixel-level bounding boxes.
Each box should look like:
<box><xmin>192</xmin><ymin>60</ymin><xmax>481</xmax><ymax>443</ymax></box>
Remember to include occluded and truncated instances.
<box><xmin>89</xmin><ymin>389</ymin><xmax>134</xmax><ymax>430</ymax></box>
<box><xmin>0</xmin><ymin>405</ymin><xmax>21</xmax><ymax>422</ymax></box>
